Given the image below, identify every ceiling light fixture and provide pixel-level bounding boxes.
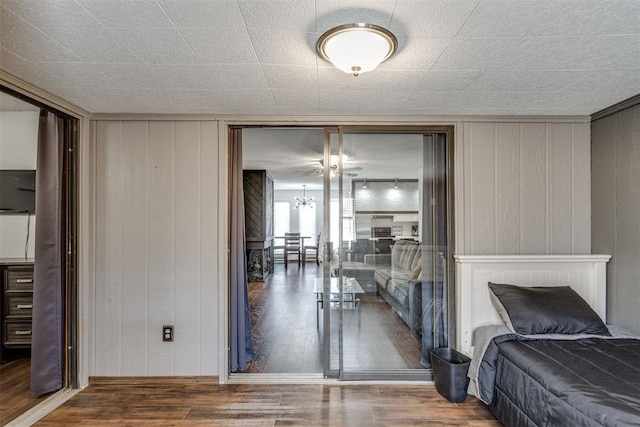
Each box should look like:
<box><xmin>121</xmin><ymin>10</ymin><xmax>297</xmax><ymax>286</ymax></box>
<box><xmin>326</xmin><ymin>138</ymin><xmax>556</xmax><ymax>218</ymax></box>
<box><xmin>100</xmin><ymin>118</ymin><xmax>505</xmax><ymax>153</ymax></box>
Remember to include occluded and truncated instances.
<box><xmin>362</xmin><ymin>179</ymin><xmax>368</xmax><ymax>189</ymax></box>
<box><xmin>317</xmin><ymin>23</ymin><xmax>398</xmax><ymax>77</ymax></box>
<box><xmin>394</xmin><ymin>178</ymin><xmax>399</xmax><ymax>188</ymax></box>
<box><xmin>295</xmin><ymin>185</ymin><xmax>314</xmax><ymax>209</ymax></box>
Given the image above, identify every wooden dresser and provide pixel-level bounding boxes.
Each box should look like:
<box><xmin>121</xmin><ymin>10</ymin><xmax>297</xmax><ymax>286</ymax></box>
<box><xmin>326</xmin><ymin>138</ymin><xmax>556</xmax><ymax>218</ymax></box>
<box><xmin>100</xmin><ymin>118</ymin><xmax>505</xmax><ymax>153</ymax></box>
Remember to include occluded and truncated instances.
<box><xmin>1</xmin><ymin>259</ymin><xmax>34</xmax><ymax>363</ymax></box>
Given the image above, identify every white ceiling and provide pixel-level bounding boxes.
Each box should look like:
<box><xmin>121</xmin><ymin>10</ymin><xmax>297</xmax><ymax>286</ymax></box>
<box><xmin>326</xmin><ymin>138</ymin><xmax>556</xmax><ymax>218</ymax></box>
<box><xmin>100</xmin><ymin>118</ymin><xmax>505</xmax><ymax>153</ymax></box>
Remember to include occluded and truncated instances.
<box><xmin>242</xmin><ymin>127</ymin><xmax>425</xmax><ymax>190</ymax></box>
<box><xmin>1</xmin><ymin>0</ymin><xmax>639</xmax><ymax>116</ymax></box>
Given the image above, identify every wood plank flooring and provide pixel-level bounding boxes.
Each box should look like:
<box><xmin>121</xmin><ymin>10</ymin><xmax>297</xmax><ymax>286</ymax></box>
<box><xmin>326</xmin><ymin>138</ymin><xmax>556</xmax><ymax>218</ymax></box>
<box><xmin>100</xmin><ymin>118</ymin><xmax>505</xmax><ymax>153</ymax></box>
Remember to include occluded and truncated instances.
<box><xmin>36</xmin><ymin>378</ymin><xmax>500</xmax><ymax>426</ymax></box>
<box><xmin>245</xmin><ymin>264</ymin><xmax>422</xmax><ymax>373</ymax></box>
<box><xmin>0</xmin><ymin>358</ymin><xmax>50</xmax><ymax>425</ymax></box>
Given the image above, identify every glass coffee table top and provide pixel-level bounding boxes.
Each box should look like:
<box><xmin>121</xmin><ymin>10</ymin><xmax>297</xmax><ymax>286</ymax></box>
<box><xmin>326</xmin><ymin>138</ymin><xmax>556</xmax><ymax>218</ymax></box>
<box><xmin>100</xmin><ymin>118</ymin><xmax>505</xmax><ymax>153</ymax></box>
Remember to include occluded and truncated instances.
<box><xmin>313</xmin><ymin>277</ymin><xmax>365</xmax><ymax>295</ymax></box>
<box><xmin>313</xmin><ymin>277</ymin><xmax>364</xmax><ymax>327</ymax></box>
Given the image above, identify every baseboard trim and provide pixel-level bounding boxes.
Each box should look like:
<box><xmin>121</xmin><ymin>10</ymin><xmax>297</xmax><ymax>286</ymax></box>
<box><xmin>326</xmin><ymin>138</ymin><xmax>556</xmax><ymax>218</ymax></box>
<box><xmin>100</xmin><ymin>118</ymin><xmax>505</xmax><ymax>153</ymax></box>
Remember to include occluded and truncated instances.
<box><xmin>89</xmin><ymin>375</ymin><xmax>220</xmax><ymax>385</ymax></box>
<box><xmin>5</xmin><ymin>387</ymin><xmax>82</xmax><ymax>427</ymax></box>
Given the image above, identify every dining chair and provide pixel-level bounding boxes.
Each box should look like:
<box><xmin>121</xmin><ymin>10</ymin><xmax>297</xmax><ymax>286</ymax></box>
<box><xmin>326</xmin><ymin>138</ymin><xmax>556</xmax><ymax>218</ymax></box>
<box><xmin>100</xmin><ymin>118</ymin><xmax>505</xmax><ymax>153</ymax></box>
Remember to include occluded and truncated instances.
<box><xmin>284</xmin><ymin>232</ymin><xmax>301</xmax><ymax>269</ymax></box>
<box><xmin>303</xmin><ymin>232</ymin><xmax>321</xmax><ymax>267</ymax></box>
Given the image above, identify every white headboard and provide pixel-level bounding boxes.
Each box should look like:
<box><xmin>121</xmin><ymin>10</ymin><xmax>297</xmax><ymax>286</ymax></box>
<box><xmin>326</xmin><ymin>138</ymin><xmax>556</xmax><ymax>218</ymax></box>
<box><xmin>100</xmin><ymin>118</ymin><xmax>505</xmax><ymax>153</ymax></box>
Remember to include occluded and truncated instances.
<box><xmin>454</xmin><ymin>255</ymin><xmax>611</xmax><ymax>356</ymax></box>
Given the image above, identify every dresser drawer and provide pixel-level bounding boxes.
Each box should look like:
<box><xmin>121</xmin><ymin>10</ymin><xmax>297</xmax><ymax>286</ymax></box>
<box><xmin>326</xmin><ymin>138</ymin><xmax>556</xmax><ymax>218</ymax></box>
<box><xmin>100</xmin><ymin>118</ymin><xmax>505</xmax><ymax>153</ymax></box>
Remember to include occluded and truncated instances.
<box><xmin>5</xmin><ymin>266</ymin><xmax>34</xmax><ymax>291</ymax></box>
<box><xmin>4</xmin><ymin>293</ymin><xmax>33</xmax><ymax>317</ymax></box>
<box><xmin>3</xmin><ymin>321</ymin><xmax>32</xmax><ymax>346</ymax></box>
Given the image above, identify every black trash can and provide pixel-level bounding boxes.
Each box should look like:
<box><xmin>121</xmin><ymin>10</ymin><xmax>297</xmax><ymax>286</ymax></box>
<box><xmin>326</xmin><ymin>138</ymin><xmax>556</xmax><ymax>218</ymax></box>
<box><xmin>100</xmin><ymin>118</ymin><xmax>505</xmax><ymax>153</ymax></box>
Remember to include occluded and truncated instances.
<box><xmin>429</xmin><ymin>347</ymin><xmax>471</xmax><ymax>403</ymax></box>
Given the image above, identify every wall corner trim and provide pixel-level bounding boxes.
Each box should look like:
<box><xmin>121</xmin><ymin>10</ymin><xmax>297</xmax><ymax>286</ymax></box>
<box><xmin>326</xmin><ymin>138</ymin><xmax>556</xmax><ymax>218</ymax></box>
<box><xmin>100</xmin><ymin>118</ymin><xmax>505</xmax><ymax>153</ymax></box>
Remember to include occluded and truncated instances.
<box><xmin>591</xmin><ymin>94</ymin><xmax>640</xmax><ymax>121</ymax></box>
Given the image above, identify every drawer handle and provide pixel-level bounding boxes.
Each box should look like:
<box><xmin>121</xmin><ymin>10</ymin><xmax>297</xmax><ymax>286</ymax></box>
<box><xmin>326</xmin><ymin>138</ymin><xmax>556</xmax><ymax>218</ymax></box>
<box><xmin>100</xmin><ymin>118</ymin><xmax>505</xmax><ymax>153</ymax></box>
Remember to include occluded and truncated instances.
<box><xmin>15</xmin><ymin>330</ymin><xmax>32</xmax><ymax>335</ymax></box>
<box><xmin>17</xmin><ymin>304</ymin><xmax>33</xmax><ymax>309</ymax></box>
<box><xmin>16</xmin><ymin>278</ymin><xmax>33</xmax><ymax>283</ymax></box>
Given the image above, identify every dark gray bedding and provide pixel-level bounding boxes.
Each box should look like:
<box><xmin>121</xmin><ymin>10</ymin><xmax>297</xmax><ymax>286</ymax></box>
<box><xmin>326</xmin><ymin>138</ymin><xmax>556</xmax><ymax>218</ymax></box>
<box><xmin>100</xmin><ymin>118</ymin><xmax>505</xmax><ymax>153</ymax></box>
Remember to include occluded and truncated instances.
<box><xmin>477</xmin><ymin>335</ymin><xmax>640</xmax><ymax>426</ymax></box>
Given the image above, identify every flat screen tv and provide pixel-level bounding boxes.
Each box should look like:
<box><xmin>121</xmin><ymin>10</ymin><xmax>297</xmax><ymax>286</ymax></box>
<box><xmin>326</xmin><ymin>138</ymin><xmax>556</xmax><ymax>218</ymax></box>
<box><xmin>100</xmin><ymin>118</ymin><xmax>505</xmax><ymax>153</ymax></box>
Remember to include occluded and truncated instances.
<box><xmin>0</xmin><ymin>170</ymin><xmax>36</xmax><ymax>213</ymax></box>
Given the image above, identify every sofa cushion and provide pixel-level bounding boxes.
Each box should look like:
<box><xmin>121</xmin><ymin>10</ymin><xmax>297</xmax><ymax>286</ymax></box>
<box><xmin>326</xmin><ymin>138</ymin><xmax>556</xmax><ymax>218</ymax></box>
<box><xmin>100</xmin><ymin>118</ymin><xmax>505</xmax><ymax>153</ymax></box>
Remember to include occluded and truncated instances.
<box><xmin>392</xmin><ymin>240</ymin><xmax>420</xmax><ymax>271</ymax></box>
<box><xmin>374</xmin><ymin>269</ymin><xmax>392</xmax><ymax>290</ymax></box>
<box><xmin>391</xmin><ymin>282</ymin><xmax>410</xmax><ymax>309</ymax></box>
<box><xmin>386</xmin><ymin>270</ymin><xmax>413</xmax><ymax>293</ymax></box>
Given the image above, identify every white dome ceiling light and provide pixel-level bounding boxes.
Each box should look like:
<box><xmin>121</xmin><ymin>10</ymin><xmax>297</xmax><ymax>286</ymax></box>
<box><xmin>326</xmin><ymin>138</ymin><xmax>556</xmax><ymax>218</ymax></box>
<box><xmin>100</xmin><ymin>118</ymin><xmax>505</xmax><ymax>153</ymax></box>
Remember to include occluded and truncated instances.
<box><xmin>316</xmin><ymin>23</ymin><xmax>398</xmax><ymax>77</ymax></box>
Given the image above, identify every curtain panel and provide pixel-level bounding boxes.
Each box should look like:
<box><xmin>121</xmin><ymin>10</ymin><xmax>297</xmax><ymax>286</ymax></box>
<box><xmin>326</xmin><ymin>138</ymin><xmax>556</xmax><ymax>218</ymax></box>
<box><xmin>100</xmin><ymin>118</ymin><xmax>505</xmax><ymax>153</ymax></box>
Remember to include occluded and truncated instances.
<box><xmin>229</xmin><ymin>128</ymin><xmax>255</xmax><ymax>372</ymax></box>
<box><xmin>30</xmin><ymin>110</ymin><xmax>65</xmax><ymax>395</ymax></box>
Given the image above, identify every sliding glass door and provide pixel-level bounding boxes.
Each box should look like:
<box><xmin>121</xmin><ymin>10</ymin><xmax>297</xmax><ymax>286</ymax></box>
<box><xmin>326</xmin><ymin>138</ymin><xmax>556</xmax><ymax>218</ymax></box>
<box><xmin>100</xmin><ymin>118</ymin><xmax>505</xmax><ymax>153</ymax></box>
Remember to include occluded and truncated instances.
<box><xmin>322</xmin><ymin>127</ymin><xmax>453</xmax><ymax>380</ymax></box>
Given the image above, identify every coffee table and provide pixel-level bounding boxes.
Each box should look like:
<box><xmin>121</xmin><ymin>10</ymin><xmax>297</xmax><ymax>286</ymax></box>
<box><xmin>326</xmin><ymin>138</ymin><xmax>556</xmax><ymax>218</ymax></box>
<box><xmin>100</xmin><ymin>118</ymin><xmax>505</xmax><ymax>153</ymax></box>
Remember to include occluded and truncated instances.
<box><xmin>313</xmin><ymin>277</ymin><xmax>364</xmax><ymax>327</ymax></box>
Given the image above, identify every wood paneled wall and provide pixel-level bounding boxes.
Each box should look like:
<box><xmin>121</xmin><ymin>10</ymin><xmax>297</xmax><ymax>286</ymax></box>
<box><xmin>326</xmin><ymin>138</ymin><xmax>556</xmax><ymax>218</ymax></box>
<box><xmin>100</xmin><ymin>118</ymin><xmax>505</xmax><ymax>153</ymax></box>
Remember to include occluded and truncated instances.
<box><xmin>457</xmin><ymin>121</ymin><xmax>591</xmax><ymax>255</ymax></box>
<box><xmin>592</xmin><ymin>103</ymin><xmax>640</xmax><ymax>332</ymax></box>
<box><xmin>92</xmin><ymin>120</ymin><xmax>219</xmax><ymax>376</ymax></box>
<box><xmin>90</xmin><ymin>118</ymin><xmax>591</xmax><ymax>377</ymax></box>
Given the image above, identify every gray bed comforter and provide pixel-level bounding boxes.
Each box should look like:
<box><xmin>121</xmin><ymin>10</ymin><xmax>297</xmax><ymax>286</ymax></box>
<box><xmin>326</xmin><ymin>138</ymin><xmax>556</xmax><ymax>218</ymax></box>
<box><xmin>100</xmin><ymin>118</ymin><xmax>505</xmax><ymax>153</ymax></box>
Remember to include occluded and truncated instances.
<box><xmin>475</xmin><ymin>332</ymin><xmax>640</xmax><ymax>426</ymax></box>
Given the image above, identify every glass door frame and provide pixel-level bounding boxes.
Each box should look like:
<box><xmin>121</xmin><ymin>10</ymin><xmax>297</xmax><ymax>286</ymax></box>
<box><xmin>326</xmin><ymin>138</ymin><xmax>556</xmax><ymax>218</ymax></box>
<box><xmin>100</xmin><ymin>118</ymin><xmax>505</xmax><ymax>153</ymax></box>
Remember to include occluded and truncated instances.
<box><xmin>321</xmin><ymin>125</ymin><xmax>455</xmax><ymax>381</ymax></box>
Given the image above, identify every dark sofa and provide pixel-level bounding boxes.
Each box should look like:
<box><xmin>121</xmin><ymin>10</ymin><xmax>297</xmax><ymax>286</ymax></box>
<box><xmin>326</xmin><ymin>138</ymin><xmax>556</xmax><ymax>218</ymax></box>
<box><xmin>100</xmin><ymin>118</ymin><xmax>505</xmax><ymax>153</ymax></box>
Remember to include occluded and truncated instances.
<box><xmin>364</xmin><ymin>239</ymin><xmax>425</xmax><ymax>335</ymax></box>
<box><xmin>342</xmin><ymin>239</ymin><xmax>448</xmax><ymax>367</ymax></box>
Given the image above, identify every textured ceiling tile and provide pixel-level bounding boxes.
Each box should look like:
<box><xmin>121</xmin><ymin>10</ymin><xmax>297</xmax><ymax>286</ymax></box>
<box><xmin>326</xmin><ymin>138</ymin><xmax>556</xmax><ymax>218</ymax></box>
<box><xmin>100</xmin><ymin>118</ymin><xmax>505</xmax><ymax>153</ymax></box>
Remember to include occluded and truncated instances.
<box><xmin>403</xmin><ymin>106</ymin><xmax>528</xmax><ymax>116</ymax></box>
<box><xmin>377</xmin><ymin>37</ymin><xmax>451</xmax><ymax>71</ymax></box>
<box><xmin>155</xmin><ymin>65</ymin><xmax>219</xmax><ymax>90</ymax></box>
<box><xmin>28</xmin><ymin>62</ymin><xmax>109</xmax><ymax>88</ymax></box>
<box><xmin>62</xmin><ymin>88</ymin><xmax>145</xmax><ymax>113</ymax></box>
<box><xmin>466</xmin><ymin>70</ymin><xmax>588</xmax><ymax>92</ymax></box>
<box><xmin>318</xmin><ymin>90</ymin><xmax>410</xmax><ymax>114</ymax></box>
<box><xmin>0</xmin><ymin>12</ymin><xmax>80</xmax><ymax>62</ymax></box>
<box><xmin>207</xmin><ymin>64</ymin><xmax>269</xmax><ymax>89</ymax></box>
<box><xmin>511</xmin><ymin>35</ymin><xmax>640</xmax><ymax>70</ymax></box>
<box><xmin>457</xmin><ymin>0</ymin><xmax>544</xmax><ymax>37</ymax></box>
<box><xmin>181</xmin><ymin>89</ymin><xmax>238</xmax><ymax>113</ymax></box>
<box><xmin>318</xmin><ymin>66</ymin><xmax>423</xmax><ymax>92</ymax></box>
<box><xmin>357</xmin><ymin>92</ymin><xmax>413</xmax><ymax>114</ymax></box>
<box><xmin>158</xmin><ymin>0</ymin><xmax>245</xmax><ymax>28</ymax></box>
<box><xmin>562</xmin><ymin>69</ymin><xmax>640</xmax><ymax>94</ymax></box>
<box><xmin>262</xmin><ymin>65</ymin><xmax>318</xmax><ymax>90</ymax></box>
<box><xmin>110</xmin><ymin>28</ymin><xmax>199</xmax><ymax>63</ymax></box>
<box><xmin>0</xmin><ymin>46</ymin><xmax>60</xmax><ymax>85</ymax></box>
<box><xmin>390</xmin><ymin>0</ymin><xmax>480</xmax><ymax>38</ymax></box>
<box><xmin>529</xmin><ymin>0</ymin><xmax>640</xmax><ymax>36</ymax></box>
<box><xmin>315</xmin><ymin>0</ymin><xmax>397</xmax><ymax>32</ymax></box>
<box><xmin>414</xmin><ymin>70</ymin><xmax>483</xmax><ymax>91</ymax></box>
<box><xmin>248</xmin><ymin>29</ymin><xmax>317</xmax><ymax>66</ymax></box>
<box><xmin>49</xmin><ymin>63</ymin><xmax>167</xmax><ymax>90</ymax></box>
<box><xmin>39</xmin><ymin>26</ymin><xmax>138</xmax><ymax>63</ymax></box>
<box><xmin>524</xmin><ymin>91</ymin><xmax>620</xmax><ymax>112</ymax></box>
<box><xmin>2</xmin><ymin>0</ymin><xmax>639</xmax><ymax>116</ymax></box>
<box><xmin>77</xmin><ymin>0</ymin><xmax>173</xmax><ymax>28</ymax></box>
<box><xmin>179</xmin><ymin>28</ymin><xmax>257</xmax><ymax>63</ymax></box>
<box><xmin>404</xmin><ymin>90</ymin><xmax>547</xmax><ymax>110</ymax></box>
<box><xmin>432</xmin><ymin>36</ymin><xmax>521</xmax><ymax>70</ymax></box>
<box><xmin>272</xmin><ymin>89</ymin><xmax>319</xmax><ymax>114</ymax></box>
<box><xmin>228</xmin><ymin>89</ymin><xmax>277</xmax><ymax>113</ymax></box>
<box><xmin>238</xmin><ymin>0</ymin><xmax>315</xmax><ymax>31</ymax></box>
<box><xmin>2</xmin><ymin>0</ymin><xmax>99</xmax><ymax>27</ymax></box>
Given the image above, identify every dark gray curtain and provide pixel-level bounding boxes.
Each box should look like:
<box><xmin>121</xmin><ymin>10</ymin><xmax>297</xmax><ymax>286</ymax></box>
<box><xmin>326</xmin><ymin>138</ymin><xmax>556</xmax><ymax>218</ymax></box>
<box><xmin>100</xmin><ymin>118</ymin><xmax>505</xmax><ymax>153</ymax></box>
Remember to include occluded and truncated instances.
<box><xmin>229</xmin><ymin>128</ymin><xmax>254</xmax><ymax>372</ymax></box>
<box><xmin>31</xmin><ymin>110</ymin><xmax>64</xmax><ymax>395</ymax></box>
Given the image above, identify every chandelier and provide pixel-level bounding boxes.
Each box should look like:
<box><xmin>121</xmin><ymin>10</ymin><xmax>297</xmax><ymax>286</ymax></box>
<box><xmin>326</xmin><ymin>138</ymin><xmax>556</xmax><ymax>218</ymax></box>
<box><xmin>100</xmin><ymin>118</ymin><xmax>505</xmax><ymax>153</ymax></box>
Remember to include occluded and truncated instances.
<box><xmin>295</xmin><ymin>185</ymin><xmax>314</xmax><ymax>209</ymax></box>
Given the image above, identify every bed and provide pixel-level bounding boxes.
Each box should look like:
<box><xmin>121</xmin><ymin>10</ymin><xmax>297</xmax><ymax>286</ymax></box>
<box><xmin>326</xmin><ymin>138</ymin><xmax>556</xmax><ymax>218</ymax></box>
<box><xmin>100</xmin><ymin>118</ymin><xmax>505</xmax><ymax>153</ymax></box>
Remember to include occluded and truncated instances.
<box><xmin>455</xmin><ymin>255</ymin><xmax>640</xmax><ymax>427</ymax></box>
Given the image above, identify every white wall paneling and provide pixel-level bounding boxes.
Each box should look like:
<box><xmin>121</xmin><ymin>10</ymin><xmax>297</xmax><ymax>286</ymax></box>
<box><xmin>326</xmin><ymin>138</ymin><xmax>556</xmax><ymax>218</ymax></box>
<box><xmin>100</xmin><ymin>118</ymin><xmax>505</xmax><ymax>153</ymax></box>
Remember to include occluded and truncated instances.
<box><xmin>592</xmin><ymin>102</ymin><xmax>640</xmax><ymax>333</ymax></box>
<box><xmin>458</xmin><ymin>121</ymin><xmax>591</xmax><ymax>255</ymax></box>
<box><xmin>90</xmin><ymin>116</ymin><xmax>593</xmax><ymax>377</ymax></box>
<box><xmin>93</xmin><ymin>120</ymin><xmax>218</xmax><ymax>376</ymax></box>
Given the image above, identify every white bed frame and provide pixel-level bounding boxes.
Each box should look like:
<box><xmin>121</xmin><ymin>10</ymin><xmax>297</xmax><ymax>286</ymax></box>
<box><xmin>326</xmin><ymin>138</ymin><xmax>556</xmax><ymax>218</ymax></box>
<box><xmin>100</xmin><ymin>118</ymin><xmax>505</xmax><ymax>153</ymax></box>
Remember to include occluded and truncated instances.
<box><xmin>454</xmin><ymin>255</ymin><xmax>611</xmax><ymax>356</ymax></box>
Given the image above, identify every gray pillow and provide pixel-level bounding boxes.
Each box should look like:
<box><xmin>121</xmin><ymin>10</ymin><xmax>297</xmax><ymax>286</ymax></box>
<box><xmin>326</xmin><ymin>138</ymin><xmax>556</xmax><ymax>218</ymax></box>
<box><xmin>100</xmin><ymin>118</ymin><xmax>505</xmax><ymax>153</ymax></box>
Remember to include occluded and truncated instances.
<box><xmin>488</xmin><ymin>282</ymin><xmax>610</xmax><ymax>336</ymax></box>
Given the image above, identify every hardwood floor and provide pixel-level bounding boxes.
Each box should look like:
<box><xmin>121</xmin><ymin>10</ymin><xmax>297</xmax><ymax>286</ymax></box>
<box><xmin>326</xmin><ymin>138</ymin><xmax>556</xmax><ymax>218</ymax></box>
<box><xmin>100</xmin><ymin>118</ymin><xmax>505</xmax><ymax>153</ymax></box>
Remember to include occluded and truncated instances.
<box><xmin>244</xmin><ymin>263</ymin><xmax>422</xmax><ymax>373</ymax></box>
<box><xmin>0</xmin><ymin>357</ymin><xmax>51</xmax><ymax>425</ymax></box>
<box><xmin>36</xmin><ymin>378</ymin><xmax>500</xmax><ymax>426</ymax></box>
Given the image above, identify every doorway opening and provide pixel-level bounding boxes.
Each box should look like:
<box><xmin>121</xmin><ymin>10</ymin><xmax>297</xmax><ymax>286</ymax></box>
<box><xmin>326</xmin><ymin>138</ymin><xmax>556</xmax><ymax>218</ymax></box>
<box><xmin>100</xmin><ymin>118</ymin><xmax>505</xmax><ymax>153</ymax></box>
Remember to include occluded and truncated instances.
<box><xmin>229</xmin><ymin>125</ymin><xmax>453</xmax><ymax>380</ymax></box>
<box><xmin>0</xmin><ymin>86</ymin><xmax>78</xmax><ymax>424</ymax></box>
